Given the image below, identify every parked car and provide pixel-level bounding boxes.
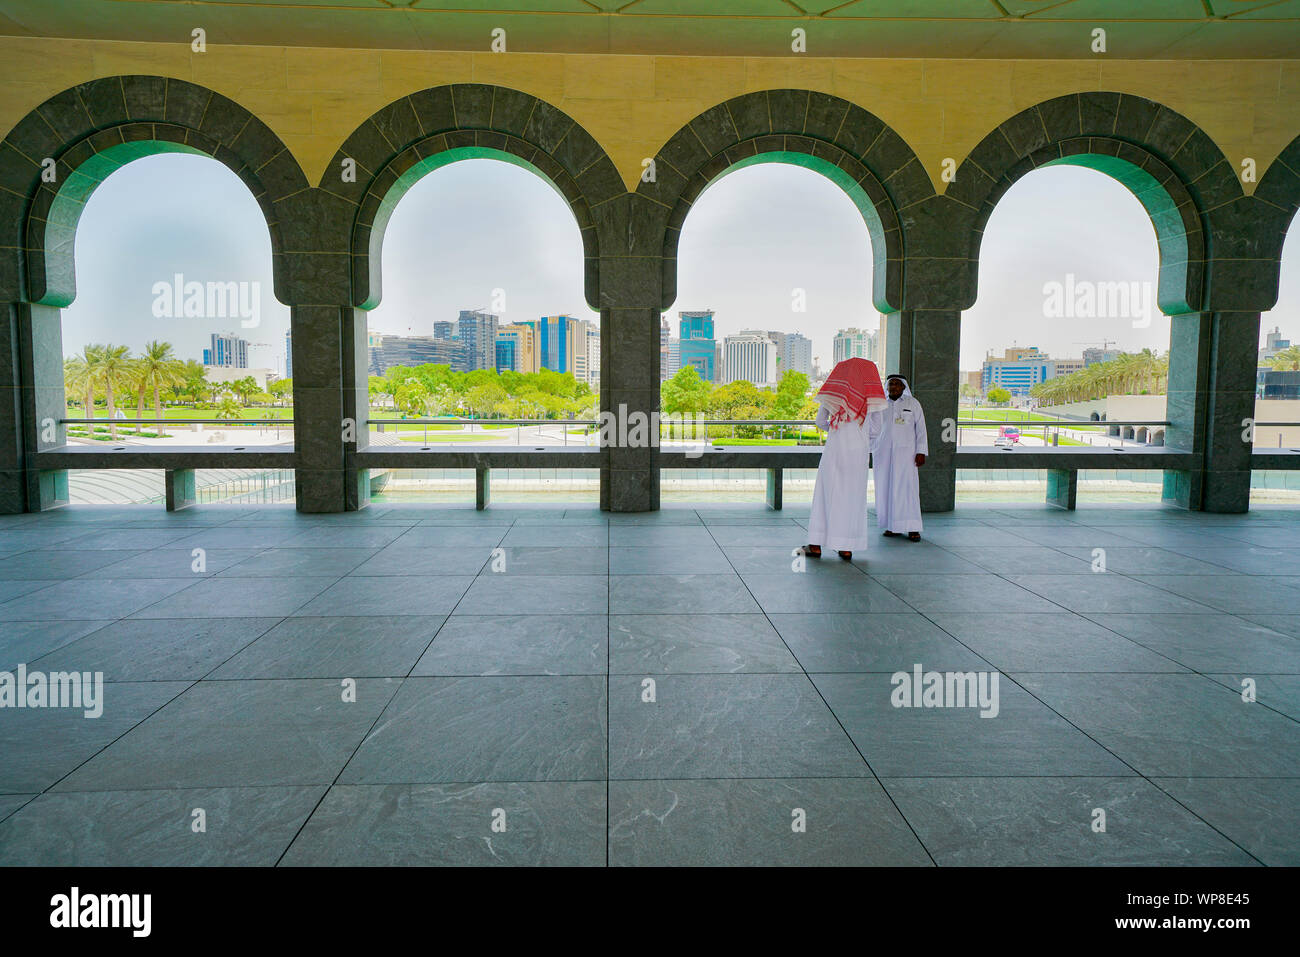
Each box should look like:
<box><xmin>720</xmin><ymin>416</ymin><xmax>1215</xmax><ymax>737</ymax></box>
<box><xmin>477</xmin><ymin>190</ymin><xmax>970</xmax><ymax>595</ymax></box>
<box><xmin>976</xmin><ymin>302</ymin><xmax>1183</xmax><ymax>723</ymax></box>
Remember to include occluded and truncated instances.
<box><xmin>998</xmin><ymin>425</ymin><xmax>1021</xmax><ymax>444</ymax></box>
<box><xmin>993</xmin><ymin>435</ymin><xmax>1015</xmax><ymax>449</ymax></box>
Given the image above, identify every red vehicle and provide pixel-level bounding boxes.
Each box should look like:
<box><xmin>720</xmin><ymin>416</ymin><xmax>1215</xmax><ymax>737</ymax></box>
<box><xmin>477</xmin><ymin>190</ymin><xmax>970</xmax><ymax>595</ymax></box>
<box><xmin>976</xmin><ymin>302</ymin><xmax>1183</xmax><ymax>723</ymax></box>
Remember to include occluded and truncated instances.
<box><xmin>998</xmin><ymin>426</ymin><xmax>1021</xmax><ymax>443</ymax></box>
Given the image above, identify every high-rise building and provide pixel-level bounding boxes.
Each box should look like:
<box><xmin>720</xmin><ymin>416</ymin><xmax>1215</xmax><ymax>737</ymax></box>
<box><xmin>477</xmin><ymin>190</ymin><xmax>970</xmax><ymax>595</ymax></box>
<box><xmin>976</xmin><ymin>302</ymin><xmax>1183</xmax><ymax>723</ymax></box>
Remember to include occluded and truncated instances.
<box><xmin>1261</xmin><ymin>327</ymin><xmax>1292</xmax><ymax>361</ymax></box>
<box><xmin>433</xmin><ymin>321</ymin><xmax>455</xmax><ymax>340</ymax></box>
<box><xmin>660</xmin><ymin>316</ymin><xmax>672</xmax><ymax>382</ymax></box>
<box><xmin>982</xmin><ymin>347</ymin><xmax>1054</xmax><ymax>395</ymax></box>
<box><xmin>833</xmin><ymin>328</ymin><xmax>875</xmax><ymax>365</ymax></box>
<box><xmin>496</xmin><ymin>323</ymin><xmax>538</xmax><ymax>374</ymax></box>
<box><xmin>203</xmin><ymin>332</ymin><xmax>249</xmax><ymax>369</ymax></box>
<box><xmin>284</xmin><ymin>330</ymin><xmax>292</xmax><ymax>379</ymax></box>
<box><xmin>523</xmin><ymin>315</ymin><xmax>601</xmax><ymax>385</ymax></box>
<box><xmin>367</xmin><ymin>333</ymin><xmax>463</xmax><ymax>376</ymax></box>
<box><xmin>457</xmin><ymin>310</ymin><xmax>499</xmax><ymax>372</ymax></box>
<box><xmin>768</xmin><ymin>330</ymin><xmax>812</xmax><ymax>377</ymax></box>
<box><xmin>724</xmin><ymin>332</ymin><xmax>779</xmax><ymax>387</ymax></box>
<box><xmin>667</xmin><ymin>339</ymin><xmax>680</xmax><ymax>379</ymax></box>
<box><xmin>678</xmin><ymin>309</ymin><xmax>716</xmax><ymax>382</ymax></box>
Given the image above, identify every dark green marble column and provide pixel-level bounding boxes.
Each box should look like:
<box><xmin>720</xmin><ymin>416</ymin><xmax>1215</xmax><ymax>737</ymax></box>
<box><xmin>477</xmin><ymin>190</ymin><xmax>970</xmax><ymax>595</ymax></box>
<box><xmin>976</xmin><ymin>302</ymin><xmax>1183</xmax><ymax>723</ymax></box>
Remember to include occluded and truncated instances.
<box><xmin>16</xmin><ymin>303</ymin><xmax>67</xmax><ymax>510</ymax></box>
<box><xmin>883</xmin><ymin>308</ymin><xmax>958</xmax><ymax>512</ymax></box>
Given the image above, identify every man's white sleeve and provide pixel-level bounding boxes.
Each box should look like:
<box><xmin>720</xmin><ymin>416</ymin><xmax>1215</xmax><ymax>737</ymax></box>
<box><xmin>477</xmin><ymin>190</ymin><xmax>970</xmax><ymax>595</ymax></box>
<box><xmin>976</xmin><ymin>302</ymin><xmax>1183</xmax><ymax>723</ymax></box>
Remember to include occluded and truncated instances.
<box><xmin>815</xmin><ymin>405</ymin><xmax>829</xmax><ymax>431</ymax></box>
<box><xmin>913</xmin><ymin>400</ymin><xmax>929</xmax><ymax>456</ymax></box>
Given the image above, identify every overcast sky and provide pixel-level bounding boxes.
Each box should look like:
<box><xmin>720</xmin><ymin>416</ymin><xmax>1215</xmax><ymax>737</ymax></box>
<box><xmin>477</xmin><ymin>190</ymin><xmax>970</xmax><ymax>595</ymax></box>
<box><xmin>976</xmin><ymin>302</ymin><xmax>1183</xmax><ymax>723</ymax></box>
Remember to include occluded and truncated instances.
<box><xmin>62</xmin><ymin>153</ymin><xmax>1299</xmax><ymax>377</ymax></box>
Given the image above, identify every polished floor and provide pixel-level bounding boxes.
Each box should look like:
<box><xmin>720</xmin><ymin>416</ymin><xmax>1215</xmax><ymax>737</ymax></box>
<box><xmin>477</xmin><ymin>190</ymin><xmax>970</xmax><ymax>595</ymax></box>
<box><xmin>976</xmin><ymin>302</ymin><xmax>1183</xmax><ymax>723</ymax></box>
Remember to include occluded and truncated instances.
<box><xmin>0</xmin><ymin>501</ymin><xmax>1297</xmax><ymax>866</ymax></box>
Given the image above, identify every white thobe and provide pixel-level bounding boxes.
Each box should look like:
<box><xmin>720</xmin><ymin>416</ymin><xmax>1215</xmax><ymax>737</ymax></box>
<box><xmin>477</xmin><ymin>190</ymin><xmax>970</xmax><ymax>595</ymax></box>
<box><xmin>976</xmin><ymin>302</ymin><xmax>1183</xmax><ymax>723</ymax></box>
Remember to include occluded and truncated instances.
<box><xmin>872</xmin><ymin>395</ymin><xmax>928</xmax><ymax>533</ymax></box>
<box><xmin>807</xmin><ymin>404</ymin><xmax>875</xmax><ymax>552</ymax></box>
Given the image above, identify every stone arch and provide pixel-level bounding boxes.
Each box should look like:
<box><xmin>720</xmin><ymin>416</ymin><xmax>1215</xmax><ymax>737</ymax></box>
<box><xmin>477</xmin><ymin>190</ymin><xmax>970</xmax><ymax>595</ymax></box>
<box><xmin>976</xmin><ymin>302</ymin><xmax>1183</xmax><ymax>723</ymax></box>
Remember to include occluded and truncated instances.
<box><xmin>1090</xmin><ymin>411</ymin><xmax>1101</xmax><ymax>421</ymax></box>
<box><xmin>0</xmin><ymin>75</ymin><xmax>305</xmax><ymax>307</ymax></box>
<box><xmin>1135</xmin><ymin>426</ymin><xmax>1149</xmax><ymax>443</ymax></box>
<box><xmin>1152</xmin><ymin>428</ymin><xmax>1165</xmax><ymax>446</ymax></box>
<box><xmin>1252</xmin><ymin>132</ymin><xmax>1300</xmax><ymax>311</ymax></box>
<box><xmin>640</xmin><ymin>90</ymin><xmax>933</xmax><ymax>314</ymax></box>
<box><xmin>324</xmin><ymin>85</ymin><xmax>619</xmax><ymax>311</ymax></box>
<box><xmin>950</xmin><ymin>93</ymin><xmax>1243</xmax><ymax>315</ymax></box>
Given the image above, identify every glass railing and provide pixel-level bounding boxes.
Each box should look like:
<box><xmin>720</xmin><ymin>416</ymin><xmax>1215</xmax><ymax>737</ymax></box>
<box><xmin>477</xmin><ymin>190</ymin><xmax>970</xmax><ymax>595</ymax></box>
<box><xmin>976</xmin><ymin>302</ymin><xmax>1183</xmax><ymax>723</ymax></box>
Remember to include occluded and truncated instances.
<box><xmin>60</xmin><ymin>415</ymin><xmax>294</xmax><ymax>449</ymax></box>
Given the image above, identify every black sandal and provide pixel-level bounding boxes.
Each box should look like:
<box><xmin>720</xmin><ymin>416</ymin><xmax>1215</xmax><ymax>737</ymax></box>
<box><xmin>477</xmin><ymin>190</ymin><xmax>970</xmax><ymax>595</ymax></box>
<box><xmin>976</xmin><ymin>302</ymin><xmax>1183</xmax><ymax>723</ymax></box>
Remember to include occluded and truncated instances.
<box><xmin>908</xmin><ymin>532</ymin><xmax>921</xmax><ymax>542</ymax></box>
<box><xmin>802</xmin><ymin>545</ymin><xmax>822</xmax><ymax>558</ymax></box>
<box><xmin>838</xmin><ymin>550</ymin><xmax>852</xmax><ymax>561</ymax></box>
<box><xmin>882</xmin><ymin>530</ymin><xmax>898</xmax><ymax>537</ymax></box>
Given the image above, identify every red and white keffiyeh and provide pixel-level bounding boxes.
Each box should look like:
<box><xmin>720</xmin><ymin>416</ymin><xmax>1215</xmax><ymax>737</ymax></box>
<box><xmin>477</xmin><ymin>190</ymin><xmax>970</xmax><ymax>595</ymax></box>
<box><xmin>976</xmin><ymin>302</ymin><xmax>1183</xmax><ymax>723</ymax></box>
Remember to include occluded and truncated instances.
<box><xmin>817</xmin><ymin>358</ymin><xmax>887</xmax><ymax>428</ymax></box>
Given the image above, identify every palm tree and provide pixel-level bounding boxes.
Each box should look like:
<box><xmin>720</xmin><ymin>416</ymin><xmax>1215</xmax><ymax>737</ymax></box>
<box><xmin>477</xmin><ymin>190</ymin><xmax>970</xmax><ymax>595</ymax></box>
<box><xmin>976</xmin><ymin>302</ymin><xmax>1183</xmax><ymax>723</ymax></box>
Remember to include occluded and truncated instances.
<box><xmin>1268</xmin><ymin>345</ymin><xmax>1300</xmax><ymax>372</ymax></box>
<box><xmin>214</xmin><ymin>395</ymin><xmax>244</xmax><ymax>420</ymax></box>
<box><xmin>132</xmin><ymin>341</ymin><xmax>186</xmax><ymax>425</ymax></box>
<box><xmin>66</xmin><ymin>344</ymin><xmax>104</xmax><ymax>437</ymax></box>
<box><xmin>93</xmin><ymin>344</ymin><xmax>133</xmax><ymax>439</ymax></box>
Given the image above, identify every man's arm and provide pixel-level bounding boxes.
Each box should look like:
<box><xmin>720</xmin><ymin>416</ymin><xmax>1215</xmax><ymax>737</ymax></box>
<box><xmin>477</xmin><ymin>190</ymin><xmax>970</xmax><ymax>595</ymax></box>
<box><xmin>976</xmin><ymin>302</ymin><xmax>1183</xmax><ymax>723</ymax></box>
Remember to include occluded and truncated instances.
<box><xmin>913</xmin><ymin>401</ymin><xmax>929</xmax><ymax>466</ymax></box>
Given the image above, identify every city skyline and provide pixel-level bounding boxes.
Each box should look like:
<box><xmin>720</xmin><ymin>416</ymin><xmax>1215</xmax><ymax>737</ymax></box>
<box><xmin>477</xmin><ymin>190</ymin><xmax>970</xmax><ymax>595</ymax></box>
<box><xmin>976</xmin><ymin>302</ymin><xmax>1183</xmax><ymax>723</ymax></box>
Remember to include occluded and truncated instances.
<box><xmin>58</xmin><ymin>153</ymin><xmax>1300</xmax><ymax>380</ymax></box>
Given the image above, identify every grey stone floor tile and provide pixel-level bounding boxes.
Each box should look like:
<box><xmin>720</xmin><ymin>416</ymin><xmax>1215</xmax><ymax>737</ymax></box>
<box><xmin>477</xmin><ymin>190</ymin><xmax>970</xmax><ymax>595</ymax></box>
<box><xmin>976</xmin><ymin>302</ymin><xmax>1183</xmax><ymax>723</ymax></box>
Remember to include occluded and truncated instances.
<box><xmin>479</xmin><ymin>546</ymin><xmax>608</xmax><ymax>576</ymax></box>
<box><xmin>1152</xmin><ymin>778</ymin><xmax>1300</xmax><ymax>866</ymax></box>
<box><xmin>703</xmin><ymin>525</ymin><xmax>811</xmax><ymax>547</ymax></box>
<box><xmin>0</xmin><ymin>580</ymin><xmax>52</xmax><ymax>604</ymax></box>
<box><xmin>812</xmin><ymin>673</ymin><xmax>1132</xmax><ymax>777</ymax></box>
<box><xmin>279</xmin><ymin>526</ymin><xmax>413</xmax><ymax>549</ymax></box>
<box><xmin>211</xmin><ymin>616</ymin><xmax>445</xmax><ymax>679</ymax></box>
<box><xmin>928</xmin><ymin>612</ymin><xmax>1185</xmax><ymax>672</ymax></box>
<box><xmin>131</xmin><ymin>576</ymin><xmax>333</xmax><ymax>619</ymax></box>
<box><xmin>0</xmin><ymin>527</ymin><xmax>106</xmax><ymax>548</ymax></box>
<box><xmin>455</xmin><ymin>575</ymin><xmax>606</xmax><ymax>615</ymax></box>
<box><xmin>500</xmin><ymin>525</ymin><xmax>607</xmax><ymax>547</ymax></box>
<box><xmin>609</xmin><ymin>674</ymin><xmax>869</xmax><ymax>780</ymax></box>
<box><xmin>608</xmin><ymin>525</ymin><xmax>717</xmax><ymax>546</ymax></box>
<box><xmin>1237</xmin><ymin>613</ymin><xmax>1300</xmax><ymax>639</ymax></box>
<box><xmin>32</xmin><ymin>618</ymin><xmax>280</xmax><ymax>681</ymax></box>
<box><xmin>1056</xmin><ymin>546</ymin><xmax>1240</xmax><ymax>576</ymax></box>
<box><xmin>770</xmin><ymin>612</ymin><xmax>989</xmax><ymax>673</ymax></box>
<box><xmin>938</xmin><ymin>546</ymin><xmax>1097</xmax><ymax>576</ymax></box>
<box><xmin>281</xmin><ymin>782</ymin><xmax>606</xmax><ymax>866</ymax></box>
<box><xmin>1002</xmin><ymin>526</ymin><xmax>1153</xmax><ymax>549</ymax></box>
<box><xmin>610</xmin><ymin>778</ymin><xmax>932</xmax><ymax>866</ymax></box>
<box><xmin>0</xmin><ymin>681</ymin><xmax>191</xmax><ymax>793</ymax></box>
<box><xmin>412</xmin><ymin>615</ymin><xmax>606</xmax><ymax>676</ymax></box>
<box><xmin>386</xmin><ymin>525</ymin><xmax>509</xmax><ymax>547</ymax></box>
<box><xmin>55</xmin><ymin>678</ymin><xmax>400</xmax><ymax>791</ymax></box>
<box><xmin>609</xmin><ymin>614</ymin><xmax>800</xmax><ymax>674</ymax></box>
<box><xmin>44</xmin><ymin>528</ymin><xmax>195</xmax><ymax>550</ymax></box>
<box><xmin>340</xmin><ymin>676</ymin><xmax>606</xmax><ymax>784</ymax></box>
<box><xmin>883</xmin><ymin>777</ymin><xmax>1257</xmax><ymax>866</ymax></box>
<box><xmin>1203</xmin><ymin>674</ymin><xmax>1300</xmax><ymax>722</ymax></box>
<box><xmin>741</xmin><ymin>574</ymin><xmax>911</xmax><ymax>614</ymax></box>
<box><xmin>1169</xmin><ymin>546</ymin><xmax>1300</xmax><ymax>576</ymax></box>
<box><xmin>872</xmin><ymin>574</ymin><xmax>1061</xmax><ymax>614</ymax></box>
<box><xmin>291</xmin><ymin>576</ymin><xmax>471</xmax><ymax>617</ymax></box>
<box><xmin>217</xmin><ymin>547</ymin><xmax>379</xmax><ymax>578</ymax></box>
<box><xmin>610</xmin><ymin>545</ymin><xmax>729</xmax><ymax>575</ymax></box>
<box><xmin>1212</xmin><ymin>527</ymin><xmax>1300</xmax><ymax>548</ymax></box>
<box><xmin>727</xmin><ymin>545</ymin><xmax>913</xmax><ymax>575</ymax></box>
<box><xmin>1014</xmin><ymin>673</ymin><xmax>1300</xmax><ymax>776</ymax></box>
<box><xmin>1</xmin><ymin>578</ymin><xmax>197</xmax><ymax>621</ymax></box>
<box><xmin>349</xmin><ymin>545</ymin><xmax>493</xmax><ymax>576</ymax></box>
<box><xmin>0</xmin><ymin>786</ymin><xmax>327</xmax><ymax>866</ymax></box>
<box><xmin>609</xmin><ymin>574</ymin><xmax>758</xmax><ymax>614</ymax></box>
<box><xmin>855</xmin><ymin>544</ymin><xmax>998</xmax><ymax>574</ymax></box>
<box><xmin>0</xmin><ymin>620</ymin><xmax>113</xmax><ymax>671</ymax></box>
<box><xmin>0</xmin><ymin>549</ymin><xmax>145</xmax><ymax>580</ymax></box>
<box><xmin>0</xmin><ymin>795</ymin><xmax>34</xmax><ymax>823</ymax></box>
<box><xmin>169</xmin><ymin>526</ymin><xmax>310</xmax><ymax>550</ymax></box>
<box><xmin>1084</xmin><ymin>614</ymin><xmax>1300</xmax><ymax>672</ymax></box>
<box><xmin>87</xmin><ymin>548</ymin><xmax>264</xmax><ymax>578</ymax></box>
<box><xmin>912</xmin><ymin>527</ymin><xmax>1040</xmax><ymax>548</ymax></box>
<box><xmin>1005</xmin><ymin>575</ymin><xmax>1219</xmax><ymax>614</ymax></box>
<box><xmin>1130</xmin><ymin>575</ymin><xmax>1300</xmax><ymax>615</ymax></box>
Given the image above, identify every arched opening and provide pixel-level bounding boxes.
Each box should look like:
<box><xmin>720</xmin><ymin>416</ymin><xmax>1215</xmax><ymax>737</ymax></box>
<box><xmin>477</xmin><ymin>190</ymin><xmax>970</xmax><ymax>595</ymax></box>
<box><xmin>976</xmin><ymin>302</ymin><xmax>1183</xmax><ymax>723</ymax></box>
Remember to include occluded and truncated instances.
<box><xmin>1151</xmin><ymin>429</ymin><xmax>1166</xmax><ymax>447</ymax></box>
<box><xmin>53</xmin><ymin>149</ymin><xmax>291</xmax><ymax>502</ymax></box>
<box><xmin>667</xmin><ymin>158</ymin><xmax>882</xmax><ymax>504</ymax></box>
<box><xmin>1252</xmin><ymin>223</ymin><xmax>1300</xmax><ymax>504</ymax></box>
<box><xmin>961</xmin><ymin>162</ymin><xmax>1173</xmax><ymax>503</ymax></box>
<box><xmin>363</xmin><ymin>152</ymin><xmax>595</xmax><ymax>505</ymax></box>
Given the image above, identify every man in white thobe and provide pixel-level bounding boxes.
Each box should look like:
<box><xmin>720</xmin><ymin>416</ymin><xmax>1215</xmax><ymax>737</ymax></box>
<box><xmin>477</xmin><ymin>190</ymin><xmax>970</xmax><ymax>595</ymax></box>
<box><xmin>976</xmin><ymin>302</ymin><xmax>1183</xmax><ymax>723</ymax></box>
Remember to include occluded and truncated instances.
<box><xmin>872</xmin><ymin>375</ymin><xmax>928</xmax><ymax>541</ymax></box>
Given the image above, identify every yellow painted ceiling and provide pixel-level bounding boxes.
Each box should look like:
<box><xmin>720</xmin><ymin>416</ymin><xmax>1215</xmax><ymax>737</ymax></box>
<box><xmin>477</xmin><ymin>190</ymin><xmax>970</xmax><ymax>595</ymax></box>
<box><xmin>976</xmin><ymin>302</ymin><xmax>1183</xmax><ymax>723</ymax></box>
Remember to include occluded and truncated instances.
<box><xmin>0</xmin><ymin>0</ymin><xmax>1298</xmax><ymax>57</ymax></box>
